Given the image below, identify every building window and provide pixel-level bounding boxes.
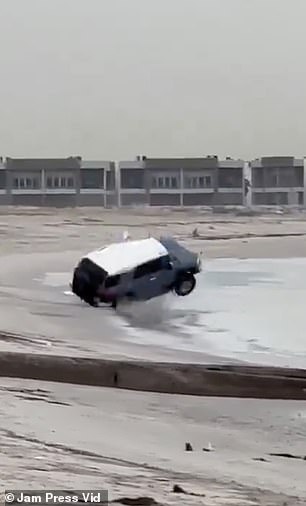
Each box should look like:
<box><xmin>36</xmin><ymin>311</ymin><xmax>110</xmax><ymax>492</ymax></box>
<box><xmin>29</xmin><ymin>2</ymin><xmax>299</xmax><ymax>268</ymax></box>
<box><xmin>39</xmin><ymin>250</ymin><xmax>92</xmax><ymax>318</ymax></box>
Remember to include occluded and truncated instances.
<box><xmin>184</xmin><ymin>175</ymin><xmax>212</xmax><ymax>188</ymax></box>
<box><xmin>253</xmin><ymin>168</ymin><xmax>264</xmax><ymax>188</ymax></box>
<box><xmin>0</xmin><ymin>171</ymin><xmax>6</xmax><ymax>189</ymax></box>
<box><xmin>296</xmin><ymin>167</ymin><xmax>304</xmax><ymax>187</ymax></box>
<box><xmin>13</xmin><ymin>175</ymin><xmax>40</xmax><ymax>189</ymax></box>
<box><xmin>120</xmin><ymin>169</ymin><xmax>144</xmax><ymax>189</ymax></box>
<box><xmin>218</xmin><ymin>168</ymin><xmax>242</xmax><ymax>187</ymax></box>
<box><xmin>151</xmin><ymin>176</ymin><xmax>179</xmax><ymax>189</ymax></box>
<box><xmin>81</xmin><ymin>169</ymin><xmax>104</xmax><ymax>189</ymax></box>
<box><xmin>46</xmin><ymin>175</ymin><xmax>75</xmax><ymax>189</ymax></box>
<box><xmin>264</xmin><ymin>168</ymin><xmax>279</xmax><ymax>187</ymax></box>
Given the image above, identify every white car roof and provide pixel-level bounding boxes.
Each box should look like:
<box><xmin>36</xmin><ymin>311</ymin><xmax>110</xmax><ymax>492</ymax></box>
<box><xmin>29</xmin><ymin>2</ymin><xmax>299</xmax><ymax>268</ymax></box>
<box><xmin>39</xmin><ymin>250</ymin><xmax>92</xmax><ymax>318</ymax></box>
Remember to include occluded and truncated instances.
<box><xmin>85</xmin><ymin>237</ymin><xmax>168</xmax><ymax>276</ymax></box>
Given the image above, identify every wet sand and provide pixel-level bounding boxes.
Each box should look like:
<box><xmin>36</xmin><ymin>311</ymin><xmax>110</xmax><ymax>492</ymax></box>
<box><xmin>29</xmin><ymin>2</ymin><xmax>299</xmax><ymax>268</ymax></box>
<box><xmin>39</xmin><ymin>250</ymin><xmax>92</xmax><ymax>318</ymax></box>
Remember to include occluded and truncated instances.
<box><xmin>1</xmin><ymin>378</ymin><xmax>305</xmax><ymax>505</ymax></box>
<box><xmin>1</xmin><ymin>207</ymin><xmax>306</xmax><ymax>504</ymax></box>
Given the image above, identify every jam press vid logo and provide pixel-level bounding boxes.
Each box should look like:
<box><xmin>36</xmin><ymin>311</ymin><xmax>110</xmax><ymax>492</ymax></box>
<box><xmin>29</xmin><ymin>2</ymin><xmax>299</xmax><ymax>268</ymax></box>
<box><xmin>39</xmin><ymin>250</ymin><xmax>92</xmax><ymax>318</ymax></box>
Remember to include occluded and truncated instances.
<box><xmin>4</xmin><ymin>491</ymin><xmax>108</xmax><ymax>505</ymax></box>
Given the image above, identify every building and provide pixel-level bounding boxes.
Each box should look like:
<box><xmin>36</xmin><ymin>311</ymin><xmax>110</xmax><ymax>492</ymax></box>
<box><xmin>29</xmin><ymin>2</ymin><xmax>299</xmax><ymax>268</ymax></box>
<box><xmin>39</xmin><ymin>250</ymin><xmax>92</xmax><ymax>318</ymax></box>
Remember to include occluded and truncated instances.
<box><xmin>0</xmin><ymin>154</ymin><xmax>306</xmax><ymax>208</ymax></box>
<box><xmin>0</xmin><ymin>157</ymin><xmax>116</xmax><ymax>206</ymax></box>
<box><xmin>6</xmin><ymin>156</ymin><xmax>81</xmax><ymax>206</ymax></box>
<box><xmin>118</xmin><ymin>157</ymin><xmax>147</xmax><ymax>206</ymax></box>
<box><xmin>118</xmin><ymin>156</ymin><xmax>245</xmax><ymax>206</ymax></box>
<box><xmin>0</xmin><ymin>157</ymin><xmax>7</xmax><ymax>204</ymax></box>
<box><xmin>217</xmin><ymin>158</ymin><xmax>244</xmax><ymax>205</ymax></box>
<box><xmin>251</xmin><ymin>156</ymin><xmax>304</xmax><ymax>206</ymax></box>
<box><xmin>146</xmin><ymin>156</ymin><xmax>217</xmax><ymax>206</ymax></box>
<box><xmin>79</xmin><ymin>160</ymin><xmax>116</xmax><ymax>207</ymax></box>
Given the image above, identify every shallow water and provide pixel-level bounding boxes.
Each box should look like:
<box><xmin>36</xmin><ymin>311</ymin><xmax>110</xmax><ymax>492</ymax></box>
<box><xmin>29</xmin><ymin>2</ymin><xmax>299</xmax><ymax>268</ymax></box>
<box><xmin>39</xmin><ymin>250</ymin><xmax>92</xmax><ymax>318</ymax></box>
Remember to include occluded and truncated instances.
<box><xmin>38</xmin><ymin>258</ymin><xmax>306</xmax><ymax>368</ymax></box>
<box><xmin>109</xmin><ymin>258</ymin><xmax>306</xmax><ymax>368</ymax></box>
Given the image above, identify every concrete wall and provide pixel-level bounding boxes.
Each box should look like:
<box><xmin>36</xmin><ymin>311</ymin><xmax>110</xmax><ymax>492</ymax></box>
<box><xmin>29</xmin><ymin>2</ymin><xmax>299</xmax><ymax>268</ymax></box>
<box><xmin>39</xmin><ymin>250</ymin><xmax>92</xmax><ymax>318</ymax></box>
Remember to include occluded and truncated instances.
<box><xmin>10</xmin><ymin>194</ymin><xmax>44</xmax><ymax>206</ymax></box>
<box><xmin>252</xmin><ymin>192</ymin><xmax>289</xmax><ymax>206</ymax></box>
<box><xmin>216</xmin><ymin>192</ymin><xmax>243</xmax><ymax>205</ymax></box>
<box><xmin>105</xmin><ymin>193</ymin><xmax>118</xmax><ymax>207</ymax></box>
<box><xmin>182</xmin><ymin>193</ymin><xmax>214</xmax><ymax>206</ymax></box>
<box><xmin>149</xmin><ymin>193</ymin><xmax>181</xmax><ymax>206</ymax></box>
<box><xmin>0</xmin><ymin>193</ymin><xmax>10</xmax><ymax>205</ymax></box>
<box><xmin>120</xmin><ymin>193</ymin><xmax>148</xmax><ymax>206</ymax></box>
<box><xmin>43</xmin><ymin>194</ymin><xmax>77</xmax><ymax>207</ymax></box>
<box><xmin>77</xmin><ymin>194</ymin><xmax>105</xmax><ymax>206</ymax></box>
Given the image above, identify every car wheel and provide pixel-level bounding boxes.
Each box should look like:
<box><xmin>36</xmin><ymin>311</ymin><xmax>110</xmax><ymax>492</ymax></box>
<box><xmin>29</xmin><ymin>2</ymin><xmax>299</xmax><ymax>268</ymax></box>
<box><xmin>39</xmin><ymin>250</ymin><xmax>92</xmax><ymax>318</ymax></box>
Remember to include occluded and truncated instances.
<box><xmin>174</xmin><ymin>273</ymin><xmax>196</xmax><ymax>296</ymax></box>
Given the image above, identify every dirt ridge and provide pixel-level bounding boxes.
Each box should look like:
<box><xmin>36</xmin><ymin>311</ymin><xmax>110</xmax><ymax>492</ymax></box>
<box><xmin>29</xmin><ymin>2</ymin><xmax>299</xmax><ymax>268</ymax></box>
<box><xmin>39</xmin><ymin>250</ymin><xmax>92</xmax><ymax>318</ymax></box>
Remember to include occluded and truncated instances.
<box><xmin>1</xmin><ymin>351</ymin><xmax>306</xmax><ymax>399</ymax></box>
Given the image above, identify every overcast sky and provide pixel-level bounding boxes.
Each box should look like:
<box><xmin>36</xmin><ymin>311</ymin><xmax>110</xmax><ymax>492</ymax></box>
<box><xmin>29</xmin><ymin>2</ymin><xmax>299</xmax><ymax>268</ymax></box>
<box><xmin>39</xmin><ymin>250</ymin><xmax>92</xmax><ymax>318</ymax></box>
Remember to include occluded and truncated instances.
<box><xmin>0</xmin><ymin>0</ymin><xmax>305</xmax><ymax>160</ymax></box>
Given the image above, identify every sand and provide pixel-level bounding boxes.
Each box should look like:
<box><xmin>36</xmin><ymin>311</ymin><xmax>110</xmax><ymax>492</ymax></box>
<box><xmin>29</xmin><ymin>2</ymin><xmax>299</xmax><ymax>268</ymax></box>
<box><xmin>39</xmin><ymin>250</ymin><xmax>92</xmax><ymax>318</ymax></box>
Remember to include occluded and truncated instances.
<box><xmin>1</xmin><ymin>206</ymin><xmax>306</xmax><ymax>505</ymax></box>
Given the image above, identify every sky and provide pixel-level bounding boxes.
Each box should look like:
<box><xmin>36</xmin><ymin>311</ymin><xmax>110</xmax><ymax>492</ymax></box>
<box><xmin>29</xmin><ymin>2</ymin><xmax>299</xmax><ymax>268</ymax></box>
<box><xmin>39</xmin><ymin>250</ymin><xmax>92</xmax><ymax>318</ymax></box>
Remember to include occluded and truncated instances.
<box><xmin>0</xmin><ymin>0</ymin><xmax>306</xmax><ymax>160</ymax></box>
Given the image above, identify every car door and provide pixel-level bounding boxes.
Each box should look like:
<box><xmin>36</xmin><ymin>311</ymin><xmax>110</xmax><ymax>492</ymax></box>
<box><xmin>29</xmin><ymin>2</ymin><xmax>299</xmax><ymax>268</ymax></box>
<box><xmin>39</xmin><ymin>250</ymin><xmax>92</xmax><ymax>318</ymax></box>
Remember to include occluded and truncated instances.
<box><xmin>132</xmin><ymin>255</ymin><xmax>174</xmax><ymax>300</ymax></box>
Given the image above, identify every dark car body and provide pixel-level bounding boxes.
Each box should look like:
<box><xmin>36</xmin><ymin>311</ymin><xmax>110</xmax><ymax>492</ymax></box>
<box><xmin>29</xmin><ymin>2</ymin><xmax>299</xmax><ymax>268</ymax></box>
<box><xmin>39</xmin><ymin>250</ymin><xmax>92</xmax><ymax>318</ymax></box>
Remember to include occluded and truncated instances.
<box><xmin>71</xmin><ymin>236</ymin><xmax>201</xmax><ymax>308</ymax></box>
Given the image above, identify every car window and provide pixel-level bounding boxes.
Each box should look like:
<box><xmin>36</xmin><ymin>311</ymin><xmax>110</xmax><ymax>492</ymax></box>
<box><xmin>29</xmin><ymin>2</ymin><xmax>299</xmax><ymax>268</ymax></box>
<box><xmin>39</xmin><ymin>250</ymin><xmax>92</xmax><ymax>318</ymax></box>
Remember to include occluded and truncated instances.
<box><xmin>104</xmin><ymin>274</ymin><xmax>121</xmax><ymax>287</ymax></box>
<box><xmin>134</xmin><ymin>256</ymin><xmax>172</xmax><ymax>279</ymax></box>
<box><xmin>134</xmin><ymin>257</ymin><xmax>163</xmax><ymax>279</ymax></box>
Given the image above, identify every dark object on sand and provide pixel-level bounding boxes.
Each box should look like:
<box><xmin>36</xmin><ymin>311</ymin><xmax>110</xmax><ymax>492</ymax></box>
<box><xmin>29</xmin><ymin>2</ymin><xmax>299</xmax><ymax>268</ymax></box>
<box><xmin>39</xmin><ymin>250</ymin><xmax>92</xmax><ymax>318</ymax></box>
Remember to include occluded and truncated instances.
<box><xmin>185</xmin><ymin>442</ymin><xmax>193</xmax><ymax>451</ymax></box>
<box><xmin>112</xmin><ymin>498</ymin><xmax>159</xmax><ymax>506</ymax></box>
<box><xmin>269</xmin><ymin>452</ymin><xmax>306</xmax><ymax>460</ymax></box>
<box><xmin>172</xmin><ymin>485</ymin><xmax>187</xmax><ymax>494</ymax></box>
<box><xmin>71</xmin><ymin>236</ymin><xmax>202</xmax><ymax>308</ymax></box>
<box><xmin>172</xmin><ymin>484</ymin><xmax>206</xmax><ymax>498</ymax></box>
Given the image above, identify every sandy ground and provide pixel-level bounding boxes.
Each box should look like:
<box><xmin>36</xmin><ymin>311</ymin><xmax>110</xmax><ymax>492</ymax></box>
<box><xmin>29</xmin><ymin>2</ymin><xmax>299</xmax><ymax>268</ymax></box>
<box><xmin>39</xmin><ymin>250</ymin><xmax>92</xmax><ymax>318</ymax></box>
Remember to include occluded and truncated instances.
<box><xmin>1</xmin><ymin>207</ymin><xmax>306</xmax><ymax>504</ymax></box>
<box><xmin>1</xmin><ymin>206</ymin><xmax>306</xmax><ymax>259</ymax></box>
<box><xmin>1</xmin><ymin>378</ymin><xmax>305</xmax><ymax>505</ymax></box>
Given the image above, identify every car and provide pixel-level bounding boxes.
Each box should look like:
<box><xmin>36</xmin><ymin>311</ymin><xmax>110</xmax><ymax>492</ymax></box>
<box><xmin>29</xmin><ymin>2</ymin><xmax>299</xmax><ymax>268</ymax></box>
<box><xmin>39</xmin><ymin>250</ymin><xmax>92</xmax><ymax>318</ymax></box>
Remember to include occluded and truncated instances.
<box><xmin>71</xmin><ymin>235</ymin><xmax>202</xmax><ymax>308</ymax></box>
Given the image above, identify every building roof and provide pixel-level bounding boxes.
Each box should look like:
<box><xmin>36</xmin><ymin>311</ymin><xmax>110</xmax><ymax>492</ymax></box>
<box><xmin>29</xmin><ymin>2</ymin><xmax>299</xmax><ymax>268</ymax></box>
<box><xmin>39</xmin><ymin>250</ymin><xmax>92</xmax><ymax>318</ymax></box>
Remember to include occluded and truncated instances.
<box><xmin>6</xmin><ymin>157</ymin><xmax>81</xmax><ymax>171</ymax></box>
<box><xmin>251</xmin><ymin>156</ymin><xmax>303</xmax><ymax>168</ymax></box>
<box><xmin>261</xmin><ymin>156</ymin><xmax>294</xmax><ymax>167</ymax></box>
<box><xmin>81</xmin><ymin>160</ymin><xmax>112</xmax><ymax>169</ymax></box>
<box><xmin>144</xmin><ymin>157</ymin><xmax>219</xmax><ymax>170</ymax></box>
<box><xmin>85</xmin><ymin>237</ymin><xmax>168</xmax><ymax>276</ymax></box>
<box><xmin>219</xmin><ymin>159</ymin><xmax>244</xmax><ymax>168</ymax></box>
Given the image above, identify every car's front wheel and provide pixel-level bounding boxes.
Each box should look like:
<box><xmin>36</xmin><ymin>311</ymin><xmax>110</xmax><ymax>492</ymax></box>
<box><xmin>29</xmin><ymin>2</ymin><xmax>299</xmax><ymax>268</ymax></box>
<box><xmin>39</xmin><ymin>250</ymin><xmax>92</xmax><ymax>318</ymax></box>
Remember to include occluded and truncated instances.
<box><xmin>174</xmin><ymin>272</ymin><xmax>196</xmax><ymax>296</ymax></box>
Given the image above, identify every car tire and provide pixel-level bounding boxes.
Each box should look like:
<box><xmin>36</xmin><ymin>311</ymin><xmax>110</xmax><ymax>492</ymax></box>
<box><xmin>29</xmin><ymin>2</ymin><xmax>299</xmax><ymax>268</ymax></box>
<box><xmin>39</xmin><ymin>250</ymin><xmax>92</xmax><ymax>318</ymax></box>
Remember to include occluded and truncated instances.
<box><xmin>174</xmin><ymin>273</ymin><xmax>196</xmax><ymax>296</ymax></box>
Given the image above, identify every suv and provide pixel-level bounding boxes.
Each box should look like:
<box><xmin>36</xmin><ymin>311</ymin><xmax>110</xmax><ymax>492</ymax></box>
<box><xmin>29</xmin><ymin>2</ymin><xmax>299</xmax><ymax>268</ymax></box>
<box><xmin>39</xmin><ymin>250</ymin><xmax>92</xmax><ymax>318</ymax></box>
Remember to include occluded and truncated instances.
<box><xmin>71</xmin><ymin>235</ymin><xmax>202</xmax><ymax>308</ymax></box>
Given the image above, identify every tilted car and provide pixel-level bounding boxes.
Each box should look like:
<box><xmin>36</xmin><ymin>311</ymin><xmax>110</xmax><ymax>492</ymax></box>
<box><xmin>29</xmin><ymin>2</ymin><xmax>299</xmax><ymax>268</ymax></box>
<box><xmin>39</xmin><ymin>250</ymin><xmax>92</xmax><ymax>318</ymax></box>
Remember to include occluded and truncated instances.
<box><xmin>71</xmin><ymin>235</ymin><xmax>202</xmax><ymax>308</ymax></box>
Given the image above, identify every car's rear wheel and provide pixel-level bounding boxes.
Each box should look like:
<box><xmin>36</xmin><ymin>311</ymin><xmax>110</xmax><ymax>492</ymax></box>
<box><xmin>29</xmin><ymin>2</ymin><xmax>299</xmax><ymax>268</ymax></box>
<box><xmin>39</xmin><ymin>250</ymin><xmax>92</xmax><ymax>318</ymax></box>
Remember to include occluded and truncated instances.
<box><xmin>174</xmin><ymin>272</ymin><xmax>196</xmax><ymax>296</ymax></box>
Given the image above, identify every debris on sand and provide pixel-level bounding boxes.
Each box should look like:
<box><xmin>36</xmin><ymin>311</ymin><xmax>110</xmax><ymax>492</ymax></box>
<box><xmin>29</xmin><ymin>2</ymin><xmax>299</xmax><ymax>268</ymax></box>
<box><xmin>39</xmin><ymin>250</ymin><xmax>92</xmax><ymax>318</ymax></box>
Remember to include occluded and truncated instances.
<box><xmin>192</xmin><ymin>227</ymin><xmax>200</xmax><ymax>237</ymax></box>
<box><xmin>185</xmin><ymin>442</ymin><xmax>193</xmax><ymax>451</ymax></box>
<box><xmin>203</xmin><ymin>441</ymin><xmax>215</xmax><ymax>452</ymax></box>
<box><xmin>172</xmin><ymin>485</ymin><xmax>186</xmax><ymax>494</ymax></box>
<box><xmin>172</xmin><ymin>484</ymin><xmax>206</xmax><ymax>497</ymax></box>
<box><xmin>269</xmin><ymin>452</ymin><xmax>306</xmax><ymax>461</ymax></box>
<box><xmin>112</xmin><ymin>498</ymin><xmax>159</xmax><ymax>506</ymax></box>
